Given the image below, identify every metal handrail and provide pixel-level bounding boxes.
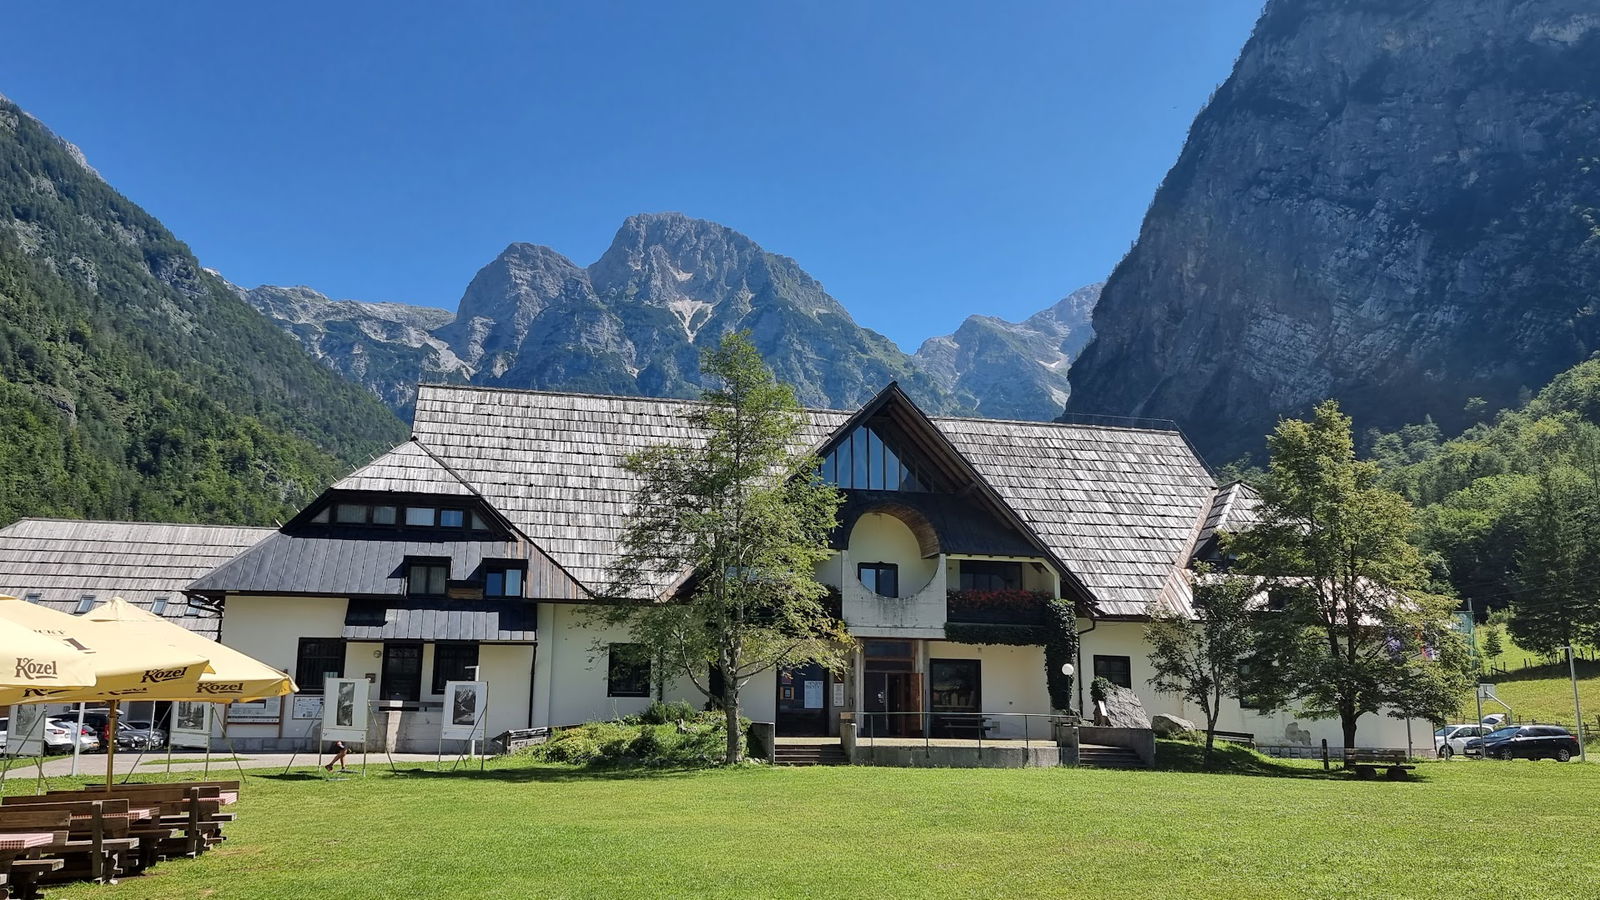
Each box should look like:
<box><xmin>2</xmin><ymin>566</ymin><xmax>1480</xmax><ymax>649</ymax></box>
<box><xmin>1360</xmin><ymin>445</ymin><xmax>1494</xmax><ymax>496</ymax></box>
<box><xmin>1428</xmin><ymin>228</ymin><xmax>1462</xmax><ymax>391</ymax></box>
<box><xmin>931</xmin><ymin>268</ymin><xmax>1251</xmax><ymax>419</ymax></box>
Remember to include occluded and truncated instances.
<box><xmin>845</xmin><ymin>710</ymin><xmax>1075</xmax><ymax>754</ymax></box>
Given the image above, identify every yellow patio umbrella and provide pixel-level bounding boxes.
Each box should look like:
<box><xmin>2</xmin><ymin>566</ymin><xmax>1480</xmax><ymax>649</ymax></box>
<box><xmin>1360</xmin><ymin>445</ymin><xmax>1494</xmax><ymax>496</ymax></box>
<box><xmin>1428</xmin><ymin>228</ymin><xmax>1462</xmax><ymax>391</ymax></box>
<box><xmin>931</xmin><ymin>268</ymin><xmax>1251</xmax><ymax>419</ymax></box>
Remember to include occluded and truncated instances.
<box><xmin>80</xmin><ymin>597</ymin><xmax>298</xmax><ymax>702</ymax></box>
<box><xmin>0</xmin><ymin>595</ymin><xmax>215</xmax><ymax>790</ymax></box>
<box><xmin>0</xmin><ymin>595</ymin><xmax>214</xmax><ymax>707</ymax></box>
<box><xmin>0</xmin><ymin>596</ymin><xmax>101</xmax><ymax>692</ymax></box>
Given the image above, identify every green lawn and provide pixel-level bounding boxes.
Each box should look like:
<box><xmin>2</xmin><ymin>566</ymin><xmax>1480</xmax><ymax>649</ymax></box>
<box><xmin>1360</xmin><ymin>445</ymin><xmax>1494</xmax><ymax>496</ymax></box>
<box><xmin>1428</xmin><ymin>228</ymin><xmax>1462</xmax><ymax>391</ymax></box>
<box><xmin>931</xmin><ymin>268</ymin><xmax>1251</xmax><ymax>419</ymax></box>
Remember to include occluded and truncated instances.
<box><xmin>38</xmin><ymin>755</ymin><xmax>1600</xmax><ymax>899</ymax></box>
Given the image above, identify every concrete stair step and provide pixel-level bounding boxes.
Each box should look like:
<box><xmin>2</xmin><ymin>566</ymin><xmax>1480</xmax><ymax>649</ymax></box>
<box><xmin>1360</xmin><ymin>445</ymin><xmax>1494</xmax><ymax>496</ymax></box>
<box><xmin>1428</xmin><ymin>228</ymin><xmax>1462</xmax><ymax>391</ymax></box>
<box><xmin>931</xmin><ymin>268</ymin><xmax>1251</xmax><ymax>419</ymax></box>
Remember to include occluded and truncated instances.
<box><xmin>1077</xmin><ymin>746</ymin><xmax>1145</xmax><ymax>769</ymax></box>
<box><xmin>773</xmin><ymin>744</ymin><xmax>848</xmax><ymax>767</ymax></box>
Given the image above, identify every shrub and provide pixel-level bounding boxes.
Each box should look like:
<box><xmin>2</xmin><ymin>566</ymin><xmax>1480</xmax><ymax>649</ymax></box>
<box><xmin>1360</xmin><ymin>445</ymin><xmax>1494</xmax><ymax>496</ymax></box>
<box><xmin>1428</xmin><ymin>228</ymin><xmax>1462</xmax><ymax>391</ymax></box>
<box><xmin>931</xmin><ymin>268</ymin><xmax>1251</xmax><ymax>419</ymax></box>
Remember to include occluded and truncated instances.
<box><xmin>1090</xmin><ymin>676</ymin><xmax>1114</xmax><ymax>705</ymax></box>
<box><xmin>521</xmin><ymin>711</ymin><xmax>750</xmax><ymax>768</ymax></box>
<box><xmin>638</xmin><ymin>700</ymin><xmax>697</xmax><ymax>725</ymax></box>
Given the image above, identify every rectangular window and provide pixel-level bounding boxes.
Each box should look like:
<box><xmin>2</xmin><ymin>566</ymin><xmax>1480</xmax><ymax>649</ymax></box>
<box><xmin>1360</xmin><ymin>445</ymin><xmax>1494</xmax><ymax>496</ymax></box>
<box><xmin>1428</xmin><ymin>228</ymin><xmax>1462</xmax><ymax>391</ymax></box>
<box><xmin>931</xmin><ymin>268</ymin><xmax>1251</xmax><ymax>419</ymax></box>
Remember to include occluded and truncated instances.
<box><xmin>24</xmin><ymin>592</ymin><xmax>42</xmax><ymax>604</ymax></box>
<box><xmin>381</xmin><ymin>643</ymin><xmax>424</xmax><ymax>702</ymax></box>
<box><xmin>296</xmin><ymin>638</ymin><xmax>345</xmax><ymax>694</ymax></box>
<box><xmin>372</xmin><ymin>505</ymin><xmax>397</xmax><ymax>525</ymax></box>
<box><xmin>335</xmin><ymin>503</ymin><xmax>368</xmax><ymax>524</ymax></box>
<box><xmin>606</xmin><ymin>643</ymin><xmax>651</xmax><ymax>698</ymax></box>
<box><xmin>431</xmin><ymin>642</ymin><xmax>480</xmax><ymax>695</ymax></box>
<box><xmin>857</xmin><ymin>562</ymin><xmax>899</xmax><ymax>598</ymax></box>
<box><xmin>484</xmin><ymin>566</ymin><xmax>523</xmax><ymax>598</ymax></box>
<box><xmin>408</xmin><ymin>562</ymin><xmax>449</xmax><ymax>596</ymax></box>
<box><xmin>1093</xmin><ymin>654</ymin><xmax>1133</xmax><ymax>689</ymax></box>
<box><xmin>439</xmin><ymin>509</ymin><xmax>465</xmax><ymax>528</ymax></box>
<box><xmin>404</xmin><ymin>507</ymin><xmax>436</xmax><ymax>527</ymax></box>
<box><xmin>151</xmin><ymin>597</ymin><xmax>169</xmax><ymax>616</ymax></box>
<box><xmin>75</xmin><ymin>595</ymin><xmax>96</xmax><ymax>614</ymax></box>
<box><xmin>929</xmin><ymin>659</ymin><xmax>981</xmax><ymax>712</ymax></box>
<box><xmin>959</xmin><ymin>561</ymin><xmax>1023</xmax><ymax>591</ymax></box>
<box><xmin>862</xmin><ymin>639</ymin><xmax>915</xmax><ymax>672</ymax></box>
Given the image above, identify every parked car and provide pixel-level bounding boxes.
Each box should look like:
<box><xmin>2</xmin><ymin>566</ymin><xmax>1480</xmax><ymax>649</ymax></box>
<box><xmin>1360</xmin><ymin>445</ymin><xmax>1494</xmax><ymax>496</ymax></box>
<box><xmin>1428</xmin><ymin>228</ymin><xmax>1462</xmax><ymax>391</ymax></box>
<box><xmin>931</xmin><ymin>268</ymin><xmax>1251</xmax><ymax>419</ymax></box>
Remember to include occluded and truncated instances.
<box><xmin>1433</xmin><ymin>724</ymin><xmax>1488</xmax><ymax>759</ymax></box>
<box><xmin>1464</xmin><ymin>725</ymin><xmax>1581</xmax><ymax>762</ymax></box>
<box><xmin>117</xmin><ymin>720</ymin><xmax>168</xmax><ymax>750</ymax></box>
<box><xmin>73</xmin><ymin>710</ymin><xmax>167</xmax><ymax>751</ymax></box>
<box><xmin>44</xmin><ymin>719</ymin><xmax>100</xmax><ymax>753</ymax></box>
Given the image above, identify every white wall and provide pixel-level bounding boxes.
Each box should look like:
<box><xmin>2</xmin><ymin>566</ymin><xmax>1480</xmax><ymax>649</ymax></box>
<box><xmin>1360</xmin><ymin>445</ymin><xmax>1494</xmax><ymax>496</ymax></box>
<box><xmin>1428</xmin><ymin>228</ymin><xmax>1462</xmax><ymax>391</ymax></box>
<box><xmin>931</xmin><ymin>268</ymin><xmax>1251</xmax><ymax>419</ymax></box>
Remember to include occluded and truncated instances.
<box><xmin>220</xmin><ymin>595</ymin><xmax>347</xmax><ymax>747</ymax></box>
<box><xmin>926</xmin><ymin>641</ymin><xmax>1052</xmax><ymax>739</ymax></box>
<box><xmin>1081</xmin><ymin>620</ymin><xmax>1434</xmax><ymax>752</ymax></box>
<box><xmin>537</xmin><ymin>602</ymin><xmax>776</xmax><ymax>727</ymax></box>
<box><xmin>840</xmin><ymin>514</ymin><xmax>948</xmax><ymax>637</ymax></box>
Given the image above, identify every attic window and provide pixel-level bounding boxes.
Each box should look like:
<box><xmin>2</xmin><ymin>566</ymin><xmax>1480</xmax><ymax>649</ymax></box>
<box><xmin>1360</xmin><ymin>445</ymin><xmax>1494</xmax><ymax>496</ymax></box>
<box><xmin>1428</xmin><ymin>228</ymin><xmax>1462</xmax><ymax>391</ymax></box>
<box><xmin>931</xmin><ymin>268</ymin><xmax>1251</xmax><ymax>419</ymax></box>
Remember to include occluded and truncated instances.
<box><xmin>311</xmin><ymin>507</ymin><xmax>330</xmax><ymax>524</ymax></box>
<box><xmin>439</xmin><ymin>509</ymin><xmax>465</xmax><ymax>528</ymax></box>
<box><xmin>151</xmin><ymin>597</ymin><xmax>169</xmax><ymax>616</ymax></box>
<box><xmin>407</xmin><ymin>560</ymin><xmax>449</xmax><ymax>597</ymax></box>
<box><xmin>823</xmin><ymin>424</ymin><xmax>930</xmax><ymax>492</ymax></box>
<box><xmin>405</xmin><ymin>507</ymin><xmax>436</xmax><ymax>527</ymax></box>
<box><xmin>24</xmin><ymin>592</ymin><xmax>42</xmax><ymax>604</ymax></box>
<box><xmin>75</xmin><ymin>594</ymin><xmax>96</xmax><ymax>614</ymax></box>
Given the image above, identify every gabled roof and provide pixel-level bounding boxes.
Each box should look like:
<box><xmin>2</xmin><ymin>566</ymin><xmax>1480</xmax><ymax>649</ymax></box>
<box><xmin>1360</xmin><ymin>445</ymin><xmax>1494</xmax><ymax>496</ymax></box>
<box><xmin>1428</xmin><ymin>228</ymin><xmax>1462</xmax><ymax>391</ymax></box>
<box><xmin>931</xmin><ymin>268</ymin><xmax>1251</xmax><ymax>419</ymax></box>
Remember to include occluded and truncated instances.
<box><xmin>409</xmin><ymin>383</ymin><xmax>1222</xmax><ymax>615</ymax></box>
<box><xmin>331</xmin><ymin>439</ymin><xmax>478</xmax><ymax>496</ymax></box>
<box><xmin>0</xmin><ymin>519</ymin><xmax>274</xmax><ymax>639</ymax></box>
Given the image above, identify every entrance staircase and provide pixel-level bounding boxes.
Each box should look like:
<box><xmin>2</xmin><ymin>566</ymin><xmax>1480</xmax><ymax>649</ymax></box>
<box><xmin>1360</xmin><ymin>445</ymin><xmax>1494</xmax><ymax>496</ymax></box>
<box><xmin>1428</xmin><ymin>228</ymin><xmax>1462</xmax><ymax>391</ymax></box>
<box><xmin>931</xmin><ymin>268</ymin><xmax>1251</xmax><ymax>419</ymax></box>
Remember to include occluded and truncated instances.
<box><xmin>773</xmin><ymin>740</ymin><xmax>848</xmax><ymax>767</ymax></box>
<box><xmin>1077</xmin><ymin>744</ymin><xmax>1147</xmax><ymax>769</ymax></box>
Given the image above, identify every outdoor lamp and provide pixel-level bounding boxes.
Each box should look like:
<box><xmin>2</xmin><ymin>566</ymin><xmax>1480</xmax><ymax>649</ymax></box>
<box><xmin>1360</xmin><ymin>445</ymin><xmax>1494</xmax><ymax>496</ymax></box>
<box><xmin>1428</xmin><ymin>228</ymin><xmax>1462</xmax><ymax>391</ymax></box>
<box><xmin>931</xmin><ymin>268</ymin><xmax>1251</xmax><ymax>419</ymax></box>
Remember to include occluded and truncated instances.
<box><xmin>1060</xmin><ymin>663</ymin><xmax>1075</xmax><ymax>677</ymax></box>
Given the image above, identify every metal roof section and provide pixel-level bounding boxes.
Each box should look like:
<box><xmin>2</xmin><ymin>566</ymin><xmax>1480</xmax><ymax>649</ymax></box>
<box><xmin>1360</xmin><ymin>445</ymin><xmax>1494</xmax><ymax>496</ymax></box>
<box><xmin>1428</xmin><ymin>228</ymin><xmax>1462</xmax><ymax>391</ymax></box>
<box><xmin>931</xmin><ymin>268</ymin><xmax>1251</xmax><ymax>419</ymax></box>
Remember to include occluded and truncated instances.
<box><xmin>0</xmin><ymin>518</ymin><xmax>275</xmax><ymax>639</ymax></box>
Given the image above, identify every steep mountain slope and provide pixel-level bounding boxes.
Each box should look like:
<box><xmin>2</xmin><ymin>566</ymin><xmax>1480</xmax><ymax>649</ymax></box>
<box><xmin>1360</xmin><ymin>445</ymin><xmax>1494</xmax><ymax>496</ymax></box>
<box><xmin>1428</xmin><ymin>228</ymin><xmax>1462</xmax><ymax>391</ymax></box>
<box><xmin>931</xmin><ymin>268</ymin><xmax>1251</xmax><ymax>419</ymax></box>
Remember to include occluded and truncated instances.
<box><xmin>1065</xmin><ymin>0</ymin><xmax>1600</xmax><ymax>461</ymax></box>
<box><xmin>236</xmin><ymin>284</ymin><xmax>467</xmax><ymax>411</ymax></box>
<box><xmin>0</xmin><ymin>95</ymin><xmax>407</xmax><ymax>525</ymax></box>
<box><xmin>915</xmin><ymin>283</ymin><xmax>1099</xmax><ymax>420</ymax></box>
<box><xmin>247</xmin><ymin>213</ymin><xmax>1094</xmax><ymax>419</ymax></box>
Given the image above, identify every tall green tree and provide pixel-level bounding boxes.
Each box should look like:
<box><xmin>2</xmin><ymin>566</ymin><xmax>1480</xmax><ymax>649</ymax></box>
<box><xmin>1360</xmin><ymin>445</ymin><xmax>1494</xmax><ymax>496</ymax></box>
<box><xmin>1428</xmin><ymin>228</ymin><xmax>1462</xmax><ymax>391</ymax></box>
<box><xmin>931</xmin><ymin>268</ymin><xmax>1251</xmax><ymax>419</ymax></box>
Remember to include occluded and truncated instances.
<box><xmin>1146</xmin><ymin>567</ymin><xmax>1256</xmax><ymax>766</ymax></box>
<box><xmin>1234</xmin><ymin>400</ymin><xmax>1472</xmax><ymax>748</ymax></box>
<box><xmin>592</xmin><ymin>332</ymin><xmax>846</xmax><ymax>764</ymax></box>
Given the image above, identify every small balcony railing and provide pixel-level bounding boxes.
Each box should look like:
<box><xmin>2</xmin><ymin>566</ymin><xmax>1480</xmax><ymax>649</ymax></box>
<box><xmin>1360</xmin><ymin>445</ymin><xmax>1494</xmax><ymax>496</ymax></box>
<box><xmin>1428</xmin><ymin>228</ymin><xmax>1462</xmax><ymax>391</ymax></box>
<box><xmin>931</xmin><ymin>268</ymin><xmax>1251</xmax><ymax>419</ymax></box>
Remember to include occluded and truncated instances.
<box><xmin>944</xmin><ymin>589</ymin><xmax>1054</xmax><ymax>626</ymax></box>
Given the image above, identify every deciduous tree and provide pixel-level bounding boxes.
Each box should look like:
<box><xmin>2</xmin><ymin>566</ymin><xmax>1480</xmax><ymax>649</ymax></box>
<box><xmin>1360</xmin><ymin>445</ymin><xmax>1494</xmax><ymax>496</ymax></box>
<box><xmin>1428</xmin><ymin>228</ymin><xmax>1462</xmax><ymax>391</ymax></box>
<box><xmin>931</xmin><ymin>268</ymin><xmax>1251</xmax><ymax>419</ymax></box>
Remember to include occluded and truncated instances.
<box><xmin>1146</xmin><ymin>567</ymin><xmax>1256</xmax><ymax>766</ymax></box>
<box><xmin>592</xmin><ymin>332</ymin><xmax>846</xmax><ymax>764</ymax></box>
<box><xmin>1233</xmin><ymin>400</ymin><xmax>1472</xmax><ymax>748</ymax></box>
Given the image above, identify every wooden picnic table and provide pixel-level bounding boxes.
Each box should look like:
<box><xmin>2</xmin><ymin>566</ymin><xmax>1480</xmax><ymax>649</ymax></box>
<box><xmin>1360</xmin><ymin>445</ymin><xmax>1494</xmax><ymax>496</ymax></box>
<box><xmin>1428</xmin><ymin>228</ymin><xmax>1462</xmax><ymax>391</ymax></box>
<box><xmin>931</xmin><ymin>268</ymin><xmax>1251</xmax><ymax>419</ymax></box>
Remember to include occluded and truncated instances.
<box><xmin>0</xmin><ymin>833</ymin><xmax>55</xmax><ymax>852</ymax></box>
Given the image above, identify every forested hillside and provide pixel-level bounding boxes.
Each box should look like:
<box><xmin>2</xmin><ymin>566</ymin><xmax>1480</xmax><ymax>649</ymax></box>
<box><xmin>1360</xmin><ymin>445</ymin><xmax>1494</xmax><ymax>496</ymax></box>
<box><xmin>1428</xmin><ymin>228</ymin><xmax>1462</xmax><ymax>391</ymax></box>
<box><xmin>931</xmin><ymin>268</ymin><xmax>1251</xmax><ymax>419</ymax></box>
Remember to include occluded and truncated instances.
<box><xmin>1360</xmin><ymin>356</ymin><xmax>1600</xmax><ymax>653</ymax></box>
<box><xmin>0</xmin><ymin>96</ymin><xmax>406</xmax><ymax>525</ymax></box>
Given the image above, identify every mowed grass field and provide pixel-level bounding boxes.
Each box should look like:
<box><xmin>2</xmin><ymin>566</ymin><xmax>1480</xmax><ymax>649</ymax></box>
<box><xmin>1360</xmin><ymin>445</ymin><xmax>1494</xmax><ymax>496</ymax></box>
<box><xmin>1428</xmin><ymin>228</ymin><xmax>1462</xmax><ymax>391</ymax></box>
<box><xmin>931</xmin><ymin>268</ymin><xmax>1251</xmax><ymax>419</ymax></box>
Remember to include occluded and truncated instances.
<box><xmin>41</xmin><ymin>755</ymin><xmax>1600</xmax><ymax>900</ymax></box>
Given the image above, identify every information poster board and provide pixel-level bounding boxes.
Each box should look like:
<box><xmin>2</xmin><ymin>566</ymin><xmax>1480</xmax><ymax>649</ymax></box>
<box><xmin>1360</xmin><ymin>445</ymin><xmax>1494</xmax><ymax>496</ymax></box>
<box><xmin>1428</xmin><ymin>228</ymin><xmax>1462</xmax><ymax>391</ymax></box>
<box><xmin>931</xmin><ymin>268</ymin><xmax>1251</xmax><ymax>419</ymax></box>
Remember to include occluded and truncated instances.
<box><xmin>322</xmin><ymin>677</ymin><xmax>370</xmax><ymax>744</ymax></box>
<box><xmin>4</xmin><ymin>704</ymin><xmax>47</xmax><ymax>757</ymax></box>
<box><xmin>441</xmin><ymin>681</ymin><xmax>487</xmax><ymax>741</ymax></box>
<box><xmin>226</xmin><ymin>696</ymin><xmax>281</xmax><ymax>723</ymax></box>
<box><xmin>170</xmin><ymin>701</ymin><xmax>212</xmax><ymax>749</ymax></box>
<box><xmin>292</xmin><ymin>694</ymin><xmax>325</xmax><ymax>720</ymax></box>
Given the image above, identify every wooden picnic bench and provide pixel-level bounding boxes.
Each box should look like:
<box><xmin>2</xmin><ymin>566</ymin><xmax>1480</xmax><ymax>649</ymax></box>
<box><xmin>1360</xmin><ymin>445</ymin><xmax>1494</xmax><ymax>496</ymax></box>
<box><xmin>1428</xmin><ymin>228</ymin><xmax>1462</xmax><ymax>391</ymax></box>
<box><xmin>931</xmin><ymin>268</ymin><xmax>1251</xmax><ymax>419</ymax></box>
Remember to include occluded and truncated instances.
<box><xmin>1</xmin><ymin>798</ymin><xmax>174</xmax><ymax>880</ymax></box>
<box><xmin>0</xmin><ymin>810</ymin><xmax>68</xmax><ymax>900</ymax></box>
<box><xmin>1345</xmin><ymin>748</ymin><xmax>1416</xmax><ymax>780</ymax></box>
<box><xmin>42</xmin><ymin>785</ymin><xmax>232</xmax><ymax>858</ymax></box>
<box><xmin>931</xmin><ymin>713</ymin><xmax>994</xmax><ymax>740</ymax></box>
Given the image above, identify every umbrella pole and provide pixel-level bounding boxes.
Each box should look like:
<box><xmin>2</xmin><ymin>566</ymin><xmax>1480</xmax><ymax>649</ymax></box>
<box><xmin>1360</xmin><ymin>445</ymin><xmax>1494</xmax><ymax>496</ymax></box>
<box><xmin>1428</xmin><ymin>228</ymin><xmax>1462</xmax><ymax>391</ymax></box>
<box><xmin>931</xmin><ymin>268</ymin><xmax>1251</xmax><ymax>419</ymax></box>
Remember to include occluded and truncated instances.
<box><xmin>105</xmin><ymin>700</ymin><xmax>119</xmax><ymax>793</ymax></box>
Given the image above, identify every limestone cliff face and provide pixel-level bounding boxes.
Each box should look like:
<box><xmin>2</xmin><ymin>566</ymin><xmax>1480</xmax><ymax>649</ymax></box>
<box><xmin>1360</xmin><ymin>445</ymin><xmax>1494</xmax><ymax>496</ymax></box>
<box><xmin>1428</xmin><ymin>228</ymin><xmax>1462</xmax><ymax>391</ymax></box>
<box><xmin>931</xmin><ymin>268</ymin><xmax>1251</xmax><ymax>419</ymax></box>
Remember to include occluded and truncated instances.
<box><xmin>1064</xmin><ymin>0</ymin><xmax>1600</xmax><ymax>460</ymax></box>
<box><xmin>915</xmin><ymin>283</ymin><xmax>1099</xmax><ymax>420</ymax></box>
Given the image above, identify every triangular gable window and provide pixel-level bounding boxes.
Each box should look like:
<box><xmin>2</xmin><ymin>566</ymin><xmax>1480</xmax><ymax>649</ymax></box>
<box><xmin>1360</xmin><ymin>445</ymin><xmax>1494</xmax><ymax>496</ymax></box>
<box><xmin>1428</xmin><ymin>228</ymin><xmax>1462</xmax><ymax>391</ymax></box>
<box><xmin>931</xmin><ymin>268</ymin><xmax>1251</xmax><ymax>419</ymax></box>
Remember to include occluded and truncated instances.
<box><xmin>821</xmin><ymin>423</ymin><xmax>932</xmax><ymax>492</ymax></box>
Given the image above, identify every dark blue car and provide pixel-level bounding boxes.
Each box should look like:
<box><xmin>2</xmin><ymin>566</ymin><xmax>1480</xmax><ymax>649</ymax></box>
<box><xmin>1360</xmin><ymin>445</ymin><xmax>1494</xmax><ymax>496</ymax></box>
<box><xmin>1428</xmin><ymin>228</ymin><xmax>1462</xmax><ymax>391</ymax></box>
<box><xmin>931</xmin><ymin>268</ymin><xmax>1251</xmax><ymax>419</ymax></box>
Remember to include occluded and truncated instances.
<box><xmin>1464</xmin><ymin>725</ymin><xmax>1580</xmax><ymax>762</ymax></box>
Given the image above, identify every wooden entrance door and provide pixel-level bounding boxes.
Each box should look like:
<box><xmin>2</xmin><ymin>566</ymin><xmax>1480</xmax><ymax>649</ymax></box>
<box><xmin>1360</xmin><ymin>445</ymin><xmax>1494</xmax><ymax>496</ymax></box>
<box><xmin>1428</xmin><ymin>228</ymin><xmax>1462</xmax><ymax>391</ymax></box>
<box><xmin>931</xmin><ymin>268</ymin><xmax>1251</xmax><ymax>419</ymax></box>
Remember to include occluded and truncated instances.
<box><xmin>862</xmin><ymin>671</ymin><xmax>923</xmax><ymax>737</ymax></box>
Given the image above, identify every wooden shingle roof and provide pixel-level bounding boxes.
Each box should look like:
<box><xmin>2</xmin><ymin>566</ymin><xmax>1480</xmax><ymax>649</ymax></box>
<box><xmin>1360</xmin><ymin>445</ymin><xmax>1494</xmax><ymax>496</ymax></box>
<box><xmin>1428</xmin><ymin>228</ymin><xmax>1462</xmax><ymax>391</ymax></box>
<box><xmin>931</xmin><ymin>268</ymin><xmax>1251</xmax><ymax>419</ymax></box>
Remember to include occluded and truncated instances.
<box><xmin>0</xmin><ymin>519</ymin><xmax>274</xmax><ymax>639</ymax></box>
<box><xmin>405</xmin><ymin>384</ymin><xmax>1225</xmax><ymax>615</ymax></box>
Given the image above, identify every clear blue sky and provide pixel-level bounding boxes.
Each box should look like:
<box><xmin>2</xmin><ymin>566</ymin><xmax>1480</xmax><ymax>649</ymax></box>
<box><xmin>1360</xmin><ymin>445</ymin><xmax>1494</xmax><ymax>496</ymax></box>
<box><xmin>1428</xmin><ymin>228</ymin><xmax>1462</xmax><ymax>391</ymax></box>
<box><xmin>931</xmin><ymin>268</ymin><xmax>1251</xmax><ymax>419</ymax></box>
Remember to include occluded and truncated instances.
<box><xmin>1</xmin><ymin>1</ymin><xmax>1262</xmax><ymax>351</ymax></box>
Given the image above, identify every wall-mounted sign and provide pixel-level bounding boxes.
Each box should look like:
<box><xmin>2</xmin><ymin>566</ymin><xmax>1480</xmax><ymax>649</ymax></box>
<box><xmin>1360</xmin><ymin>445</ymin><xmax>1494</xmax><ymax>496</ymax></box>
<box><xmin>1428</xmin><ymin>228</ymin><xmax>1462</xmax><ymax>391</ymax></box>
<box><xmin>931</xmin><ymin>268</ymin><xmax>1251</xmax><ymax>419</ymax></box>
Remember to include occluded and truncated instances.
<box><xmin>803</xmin><ymin>680</ymin><xmax>824</xmax><ymax>710</ymax></box>
<box><xmin>225</xmin><ymin>696</ymin><xmax>280</xmax><ymax>723</ymax></box>
<box><xmin>292</xmin><ymin>694</ymin><xmax>324</xmax><ymax>720</ymax></box>
<box><xmin>831</xmin><ymin>683</ymin><xmax>845</xmax><ymax>708</ymax></box>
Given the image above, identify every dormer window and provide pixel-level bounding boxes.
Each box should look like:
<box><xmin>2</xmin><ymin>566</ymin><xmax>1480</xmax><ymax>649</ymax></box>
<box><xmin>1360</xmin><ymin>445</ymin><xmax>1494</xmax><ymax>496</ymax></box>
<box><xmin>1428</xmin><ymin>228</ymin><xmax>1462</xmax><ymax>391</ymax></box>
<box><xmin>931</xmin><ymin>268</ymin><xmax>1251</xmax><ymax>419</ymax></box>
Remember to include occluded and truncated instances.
<box><xmin>407</xmin><ymin>560</ymin><xmax>449</xmax><ymax>596</ymax></box>
<box><xmin>485</xmin><ymin>565</ymin><xmax>524</xmax><ymax>598</ymax></box>
<box><xmin>75</xmin><ymin>594</ymin><xmax>96</xmax><ymax>614</ymax></box>
<box><xmin>405</xmin><ymin>507</ymin><xmax>437</xmax><ymax>527</ymax></box>
<box><xmin>439</xmin><ymin>509</ymin><xmax>465</xmax><ymax>528</ymax></box>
